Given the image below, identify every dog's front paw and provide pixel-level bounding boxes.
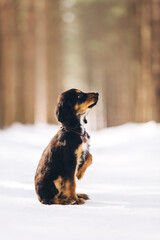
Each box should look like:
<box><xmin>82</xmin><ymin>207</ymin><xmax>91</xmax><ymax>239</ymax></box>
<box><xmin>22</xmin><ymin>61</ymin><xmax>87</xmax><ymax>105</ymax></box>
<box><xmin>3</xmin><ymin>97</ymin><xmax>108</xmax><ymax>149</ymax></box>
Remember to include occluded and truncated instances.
<box><xmin>76</xmin><ymin>169</ymin><xmax>84</xmax><ymax>180</ymax></box>
<box><xmin>77</xmin><ymin>193</ymin><xmax>90</xmax><ymax>200</ymax></box>
<box><xmin>73</xmin><ymin>198</ymin><xmax>85</xmax><ymax>205</ymax></box>
<box><xmin>60</xmin><ymin>197</ymin><xmax>85</xmax><ymax>205</ymax></box>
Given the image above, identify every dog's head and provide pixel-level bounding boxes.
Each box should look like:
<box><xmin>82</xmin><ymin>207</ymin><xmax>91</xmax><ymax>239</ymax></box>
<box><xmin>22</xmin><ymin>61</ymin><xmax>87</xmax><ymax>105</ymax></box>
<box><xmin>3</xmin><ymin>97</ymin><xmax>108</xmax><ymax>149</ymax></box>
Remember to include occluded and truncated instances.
<box><xmin>56</xmin><ymin>89</ymin><xmax>99</xmax><ymax>129</ymax></box>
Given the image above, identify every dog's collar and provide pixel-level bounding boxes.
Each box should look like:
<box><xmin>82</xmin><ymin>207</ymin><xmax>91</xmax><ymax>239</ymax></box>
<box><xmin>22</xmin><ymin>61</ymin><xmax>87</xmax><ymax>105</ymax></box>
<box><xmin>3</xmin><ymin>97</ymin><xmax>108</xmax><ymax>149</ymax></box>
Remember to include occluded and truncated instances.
<box><xmin>63</xmin><ymin>127</ymin><xmax>87</xmax><ymax>142</ymax></box>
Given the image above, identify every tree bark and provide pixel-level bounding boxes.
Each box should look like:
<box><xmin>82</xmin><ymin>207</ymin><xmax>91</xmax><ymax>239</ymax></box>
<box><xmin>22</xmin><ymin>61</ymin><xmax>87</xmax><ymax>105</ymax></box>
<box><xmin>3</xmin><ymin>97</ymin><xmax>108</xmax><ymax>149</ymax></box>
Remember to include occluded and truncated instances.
<box><xmin>23</xmin><ymin>0</ymin><xmax>36</xmax><ymax>124</ymax></box>
<box><xmin>45</xmin><ymin>0</ymin><xmax>63</xmax><ymax>124</ymax></box>
<box><xmin>151</xmin><ymin>0</ymin><xmax>160</xmax><ymax>122</ymax></box>
<box><xmin>34</xmin><ymin>0</ymin><xmax>47</xmax><ymax>123</ymax></box>
<box><xmin>0</xmin><ymin>0</ymin><xmax>18</xmax><ymax>127</ymax></box>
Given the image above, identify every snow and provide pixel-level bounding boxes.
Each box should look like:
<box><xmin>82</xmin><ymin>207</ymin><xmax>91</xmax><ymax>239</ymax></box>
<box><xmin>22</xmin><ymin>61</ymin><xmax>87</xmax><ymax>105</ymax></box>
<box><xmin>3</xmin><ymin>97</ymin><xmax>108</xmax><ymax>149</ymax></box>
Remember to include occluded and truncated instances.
<box><xmin>0</xmin><ymin>122</ymin><xmax>160</xmax><ymax>240</ymax></box>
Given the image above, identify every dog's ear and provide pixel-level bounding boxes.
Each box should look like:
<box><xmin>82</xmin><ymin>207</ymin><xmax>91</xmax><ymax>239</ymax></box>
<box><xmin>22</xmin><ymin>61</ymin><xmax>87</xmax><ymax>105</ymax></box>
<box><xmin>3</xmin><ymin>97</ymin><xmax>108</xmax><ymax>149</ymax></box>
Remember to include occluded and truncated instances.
<box><xmin>56</xmin><ymin>96</ymin><xmax>79</xmax><ymax>129</ymax></box>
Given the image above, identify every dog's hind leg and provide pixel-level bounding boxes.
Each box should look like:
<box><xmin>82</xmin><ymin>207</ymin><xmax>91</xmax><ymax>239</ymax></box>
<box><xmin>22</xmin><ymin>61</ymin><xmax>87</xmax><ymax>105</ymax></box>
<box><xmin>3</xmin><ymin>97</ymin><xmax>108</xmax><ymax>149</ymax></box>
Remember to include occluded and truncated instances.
<box><xmin>61</xmin><ymin>176</ymin><xmax>85</xmax><ymax>205</ymax></box>
<box><xmin>36</xmin><ymin>176</ymin><xmax>64</xmax><ymax>205</ymax></box>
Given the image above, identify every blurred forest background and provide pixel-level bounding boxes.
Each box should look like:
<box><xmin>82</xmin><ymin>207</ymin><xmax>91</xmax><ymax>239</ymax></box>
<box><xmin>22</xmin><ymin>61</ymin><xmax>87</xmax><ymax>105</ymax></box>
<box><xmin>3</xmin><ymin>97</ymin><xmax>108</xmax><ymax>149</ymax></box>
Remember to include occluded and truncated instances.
<box><xmin>0</xmin><ymin>0</ymin><xmax>160</xmax><ymax>130</ymax></box>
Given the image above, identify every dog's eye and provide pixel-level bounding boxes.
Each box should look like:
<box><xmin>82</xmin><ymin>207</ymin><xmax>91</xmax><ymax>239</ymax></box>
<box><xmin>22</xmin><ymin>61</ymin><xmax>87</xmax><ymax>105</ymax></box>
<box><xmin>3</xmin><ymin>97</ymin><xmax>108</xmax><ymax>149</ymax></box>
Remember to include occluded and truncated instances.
<box><xmin>77</xmin><ymin>93</ymin><xmax>83</xmax><ymax>99</ymax></box>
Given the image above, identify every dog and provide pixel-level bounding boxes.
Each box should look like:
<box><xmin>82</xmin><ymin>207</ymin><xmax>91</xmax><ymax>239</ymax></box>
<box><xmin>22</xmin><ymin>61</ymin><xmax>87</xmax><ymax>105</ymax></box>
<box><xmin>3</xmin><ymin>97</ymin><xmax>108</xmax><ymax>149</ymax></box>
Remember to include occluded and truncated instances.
<box><xmin>35</xmin><ymin>89</ymin><xmax>99</xmax><ymax>205</ymax></box>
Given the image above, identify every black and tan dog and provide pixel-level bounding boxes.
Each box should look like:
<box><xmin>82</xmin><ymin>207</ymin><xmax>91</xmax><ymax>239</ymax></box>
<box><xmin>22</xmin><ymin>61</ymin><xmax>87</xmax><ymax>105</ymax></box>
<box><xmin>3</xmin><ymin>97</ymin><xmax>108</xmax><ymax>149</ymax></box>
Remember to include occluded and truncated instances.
<box><xmin>35</xmin><ymin>89</ymin><xmax>99</xmax><ymax>205</ymax></box>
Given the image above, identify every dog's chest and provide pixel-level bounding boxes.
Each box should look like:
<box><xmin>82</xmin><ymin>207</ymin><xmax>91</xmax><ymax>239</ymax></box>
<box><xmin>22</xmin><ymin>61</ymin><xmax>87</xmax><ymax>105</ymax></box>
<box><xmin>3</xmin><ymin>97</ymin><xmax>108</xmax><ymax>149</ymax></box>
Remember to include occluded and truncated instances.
<box><xmin>80</xmin><ymin>127</ymin><xmax>90</xmax><ymax>151</ymax></box>
<box><xmin>75</xmin><ymin>137</ymin><xmax>89</xmax><ymax>158</ymax></box>
<box><xmin>81</xmin><ymin>137</ymin><xmax>89</xmax><ymax>152</ymax></box>
<box><xmin>75</xmin><ymin>135</ymin><xmax>90</xmax><ymax>171</ymax></box>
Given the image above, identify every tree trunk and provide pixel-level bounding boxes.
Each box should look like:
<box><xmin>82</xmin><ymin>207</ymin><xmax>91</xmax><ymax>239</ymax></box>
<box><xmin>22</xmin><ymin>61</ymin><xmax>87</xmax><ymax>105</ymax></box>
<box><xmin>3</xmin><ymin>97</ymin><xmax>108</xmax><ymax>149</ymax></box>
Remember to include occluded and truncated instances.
<box><xmin>23</xmin><ymin>0</ymin><xmax>36</xmax><ymax>124</ymax></box>
<box><xmin>0</xmin><ymin>0</ymin><xmax>17</xmax><ymax>127</ymax></box>
<box><xmin>151</xmin><ymin>0</ymin><xmax>160</xmax><ymax>122</ymax></box>
<box><xmin>136</xmin><ymin>0</ymin><xmax>153</xmax><ymax>122</ymax></box>
<box><xmin>45</xmin><ymin>0</ymin><xmax>63</xmax><ymax>124</ymax></box>
<box><xmin>34</xmin><ymin>0</ymin><xmax>47</xmax><ymax>123</ymax></box>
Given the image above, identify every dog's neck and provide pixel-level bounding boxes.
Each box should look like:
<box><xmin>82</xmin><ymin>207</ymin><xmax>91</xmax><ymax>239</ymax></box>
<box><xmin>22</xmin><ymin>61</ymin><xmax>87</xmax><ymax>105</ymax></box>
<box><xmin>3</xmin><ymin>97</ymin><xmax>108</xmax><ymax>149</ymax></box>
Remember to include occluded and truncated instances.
<box><xmin>65</xmin><ymin>115</ymin><xmax>86</xmax><ymax>133</ymax></box>
<box><xmin>62</xmin><ymin>114</ymin><xmax>88</xmax><ymax>134</ymax></box>
<box><xmin>79</xmin><ymin>115</ymin><xmax>87</xmax><ymax>134</ymax></box>
<box><xmin>62</xmin><ymin>116</ymin><xmax>88</xmax><ymax>142</ymax></box>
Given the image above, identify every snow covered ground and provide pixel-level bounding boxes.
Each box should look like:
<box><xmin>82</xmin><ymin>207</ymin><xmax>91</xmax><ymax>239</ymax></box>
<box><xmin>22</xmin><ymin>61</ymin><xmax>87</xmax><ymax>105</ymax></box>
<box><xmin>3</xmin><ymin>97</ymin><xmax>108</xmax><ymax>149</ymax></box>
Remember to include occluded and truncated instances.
<box><xmin>0</xmin><ymin>122</ymin><xmax>160</xmax><ymax>240</ymax></box>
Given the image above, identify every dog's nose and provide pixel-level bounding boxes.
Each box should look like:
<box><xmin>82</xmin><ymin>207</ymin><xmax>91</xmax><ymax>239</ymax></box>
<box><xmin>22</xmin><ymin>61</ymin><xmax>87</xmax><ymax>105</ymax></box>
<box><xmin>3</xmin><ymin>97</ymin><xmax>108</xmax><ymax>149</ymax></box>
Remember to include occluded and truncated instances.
<box><xmin>95</xmin><ymin>92</ymin><xmax>99</xmax><ymax>99</ymax></box>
